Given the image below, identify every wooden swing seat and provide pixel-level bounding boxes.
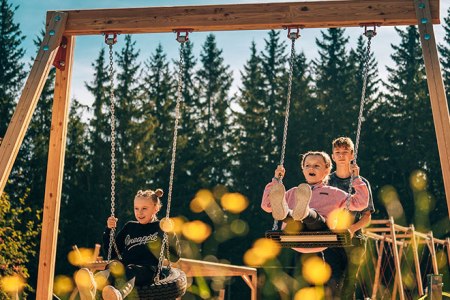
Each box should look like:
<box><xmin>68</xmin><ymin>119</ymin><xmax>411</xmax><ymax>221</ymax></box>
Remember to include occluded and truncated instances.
<box><xmin>265</xmin><ymin>230</ymin><xmax>352</xmax><ymax>248</ymax></box>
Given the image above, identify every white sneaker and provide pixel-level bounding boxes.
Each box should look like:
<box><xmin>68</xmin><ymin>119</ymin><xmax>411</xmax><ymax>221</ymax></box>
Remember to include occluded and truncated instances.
<box><xmin>269</xmin><ymin>182</ymin><xmax>288</xmax><ymax>220</ymax></box>
<box><xmin>75</xmin><ymin>268</ymin><xmax>96</xmax><ymax>300</ymax></box>
<box><xmin>94</xmin><ymin>269</ymin><xmax>110</xmax><ymax>290</ymax></box>
<box><xmin>292</xmin><ymin>183</ymin><xmax>312</xmax><ymax>221</ymax></box>
<box><xmin>102</xmin><ymin>285</ymin><xmax>123</xmax><ymax>300</ymax></box>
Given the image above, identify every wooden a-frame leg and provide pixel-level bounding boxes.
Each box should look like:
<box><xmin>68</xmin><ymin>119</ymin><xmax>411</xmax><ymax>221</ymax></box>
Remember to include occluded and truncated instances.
<box><xmin>410</xmin><ymin>225</ymin><xmax>424</xmax><ymax>296</ymax></box>
<box><xmin>390</xmin><ymin>217</ymin><xmax>405</xmax><ymax>300</ymax></box>
<box><xmin>371</xmin><ymin>237</ymin><xmax>384</xmax><ymax>300</ymax></box>
<box><xmin>392</xmin><ymin>241</ymin><xmax>405</xmax><ymax>300</ymax></box>
<box><xmin>0</xmin><ymin>11</ymin><xmax>68</xmax><ymax>196</ymax></box>
<box><xmin>414</xmin><ymin>0</ymin><xmax>450</xmax><ymax>217</ymax></box>
<box><xmin>36</xmin><ymin>32</ymin><xmax>75</xmax><ymax>300</ymax></box>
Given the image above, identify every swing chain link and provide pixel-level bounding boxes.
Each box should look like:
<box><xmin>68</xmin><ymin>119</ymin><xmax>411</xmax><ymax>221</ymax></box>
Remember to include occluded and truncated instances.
<box><xmin>346</xmin><ymin>29</ymin><xmax>374</xmax><ymax>209</ymax></box>
<box><xmin>272</xmin><ymin>29</ymin><xmax>299</xmax><ymax>229</ymax></box>
<box><xmin>105</xmin><ymin>34</ymin><xmax>122</xmax><ymax>262</ymax></box>
<box><xmin>279</xmin><ymin>30</ymin><xmax>299</xmax><ymax>176</ymax></box>
<box><xmin>155</xmin><ymin>234</ymin><xmax>169</xmax><ymax>283</ymax></box>
<box><xmin>155</xmin><ymin>39</ymin><xmax>186</xmax><ymax>283</ymax></box>
<box><xmin>272</xmin><ymin>219</ymin><xmax>279</xmax><ymax>231</ymax></box>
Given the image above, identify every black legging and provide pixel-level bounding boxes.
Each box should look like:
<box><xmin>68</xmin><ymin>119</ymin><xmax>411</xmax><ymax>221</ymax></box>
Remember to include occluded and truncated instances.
<box><xmin>106</xmin><ymin>261</ymin><xmax>168</xmax><ymax>286</ymax></box>
<box><xmin>280</xmin><ymin>208</ymin><xmax>328</xmax><ymax>231</ymax></box>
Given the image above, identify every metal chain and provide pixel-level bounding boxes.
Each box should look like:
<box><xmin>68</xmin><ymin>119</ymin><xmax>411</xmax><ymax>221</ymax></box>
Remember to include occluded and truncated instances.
<box><xmin>278</xmin><ymin>30</ymin><xmax>300</xmax><ymax>183</ymax></box>
<box><xmin>353</xmin><ymin>34</ymin><xmax>373</xmax><ymax>163</ymax></box>
<box><xmin>155</xmin><ymin>234</ymin><xmax>169</xmax><ymax>283</ymax></box>
<box><xmin>346</xmin><ymin>29</ymin><xmax>375</xmax><ymax>209</ymax></box>
<box><xmin>155</xmin><ymin>38</ymin><xmax>186</xmax><ymax>283</ymax></box>
<box><xmin>105</xmin><ymin>35</ymin><xmax>121</xmax><ymax>262</ymax></box>
<box><xmin>271</xmin><ymin>29</ymin><xmax>299</xmax><ymax>231</ymax></box>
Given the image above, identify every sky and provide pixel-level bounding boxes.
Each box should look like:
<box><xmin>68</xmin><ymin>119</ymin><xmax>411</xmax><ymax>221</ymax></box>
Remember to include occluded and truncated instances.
<box><xmin>11</xmin><ymin>0</ymin><xmax>450</xmax><ymax>109</ymax></box>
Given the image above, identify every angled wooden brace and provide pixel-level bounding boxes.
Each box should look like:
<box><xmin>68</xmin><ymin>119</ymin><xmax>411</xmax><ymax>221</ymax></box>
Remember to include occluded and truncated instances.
<box><xmin>0</xmin><ymin>11</ymin><xmax>69</xmax><ymax>196</ymax></box>
<box><xmin>414</xmin><ymin>0</ymin><xmax>450</xmax><ymax>217</ymax></box>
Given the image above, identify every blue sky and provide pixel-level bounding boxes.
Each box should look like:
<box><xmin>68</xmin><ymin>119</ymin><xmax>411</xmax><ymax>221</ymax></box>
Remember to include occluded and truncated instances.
<box><xmin>12</xmin><ymin>0</ymin><xmax>450</xmax><ymax>108</ymax></box>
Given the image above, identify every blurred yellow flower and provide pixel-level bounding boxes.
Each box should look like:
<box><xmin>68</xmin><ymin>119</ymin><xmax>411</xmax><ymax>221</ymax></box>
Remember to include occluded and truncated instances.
<box><xmin>220</xmin><ymin>193</ymin><xmax>249</xmax><ymax>213</ymax></box>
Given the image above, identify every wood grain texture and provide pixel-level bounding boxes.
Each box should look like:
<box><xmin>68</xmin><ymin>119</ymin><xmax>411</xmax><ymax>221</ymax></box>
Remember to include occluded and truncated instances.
<box><xmin>45</xmin><ymin>0</ymin><xmax>440</xmax><ymax>35</ymax></box>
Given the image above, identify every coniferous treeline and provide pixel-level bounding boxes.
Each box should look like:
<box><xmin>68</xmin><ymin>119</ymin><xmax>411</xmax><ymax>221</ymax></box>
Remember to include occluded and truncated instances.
<box><xmin>1</xmin><ymin>0</ymin><xmax>450</xmax><ymax>297</ymax></box>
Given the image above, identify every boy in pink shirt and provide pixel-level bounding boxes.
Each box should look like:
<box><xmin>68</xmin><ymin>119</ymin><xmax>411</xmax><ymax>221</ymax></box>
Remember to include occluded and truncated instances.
<box><xmin>261</xmin><ymin>151</ymin><xmax>369</xmax><ymax>252</ymax></box>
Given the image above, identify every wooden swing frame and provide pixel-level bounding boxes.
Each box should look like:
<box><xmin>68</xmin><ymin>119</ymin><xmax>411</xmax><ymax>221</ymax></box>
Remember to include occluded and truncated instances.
<box><xmin>363</xmin><ymin>217</ymin><xmax>450</xmax><ymax>300</ymax></box>
<box><xmin>0</xmin><ymin>0</ymin><xmax>448</xmax><ymax>299</ymax></box>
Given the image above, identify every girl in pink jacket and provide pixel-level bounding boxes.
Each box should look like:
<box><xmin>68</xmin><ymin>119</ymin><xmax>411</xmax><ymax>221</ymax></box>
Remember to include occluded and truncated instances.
<box><xmin>261</xmin><ymin>151</ymin><xmax>369</xmax><ymax>252</ymax></box>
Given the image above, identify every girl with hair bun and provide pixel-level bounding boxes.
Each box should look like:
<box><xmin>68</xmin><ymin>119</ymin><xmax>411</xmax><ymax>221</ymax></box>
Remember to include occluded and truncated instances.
<box><xmin>76</xmin><ymin>188</ymin><xmax>179</xmax><ymax>300</ymax></box>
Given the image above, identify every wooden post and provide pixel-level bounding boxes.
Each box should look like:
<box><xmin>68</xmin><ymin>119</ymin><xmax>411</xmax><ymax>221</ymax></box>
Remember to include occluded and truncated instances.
<box><xmin>392</xmin><ymin>241</ymin><xmax>406</xmax><ymax>300</ymax></box>
<box><xmin>427</xmin><ymin>232</ymin><xmax>439</xmax><ymax>274</ymax></box>
<box><xmin>36</xmin><ymin>34</ymin><xmax>75</xmax><ymax>300</ymax></box>
<box><xmin>414</xmin><ymin>0</ymin><xmax>450</xmax><ymax>217</ymax></box>
<box><xmin>0</xmin><ymin>11</ymin><xmax>68</xmax><ymax>196</ymax></box>
<box><xmin>371</xmin><ymin>237</ymin><xmax>385</xmax><ymax>300</ymax></box>
<box><xmin>410</xmin><ymin>225</ymin><xmax>424</xmax><ymax>295</ymax></box>
<box><xmin>389</xmin><ymin>217</ymin><xmax>405</xmax><ymax>300</ymax></box>
<box><xmin>446</xmin><ymin>238</ymin><xmax>450</xmax><ymax>269</ymax></box>
<box><xmin>218</xmin><ymin>289</ymin><xmax>225</xmax><ymax>300</ymax></box>
<box><xmin>242</xmin><ymin>274</ymin><xmax>258</xmax><ymax>300</ymax></box>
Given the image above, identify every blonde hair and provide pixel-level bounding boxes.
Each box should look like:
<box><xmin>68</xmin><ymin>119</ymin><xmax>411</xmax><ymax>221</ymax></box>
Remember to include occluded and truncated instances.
<box><xmin>300</xmin><ymin>151</ymin><xmax>332</xmax><ymax>183</ymax></box>
<box><xmin>135</xmin><ymin>188</ymin><xmax>164</xmax><ymax>209</ymax></box>
<box><xmin>332</xmin><ymin>137</ymin><xmax>354</xmax><ymax>152</ymax></box>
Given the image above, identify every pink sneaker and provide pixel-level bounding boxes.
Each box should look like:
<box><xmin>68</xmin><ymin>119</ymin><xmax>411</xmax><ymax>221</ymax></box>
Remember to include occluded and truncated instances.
<box><xmin>269</xmin><ymin>182</ymin><xmax>288</xmax><ymax>220</ymax></box>
<box><xmin>292</xmin><ymin>183</ymin><xmax>312</xmax><ymax>221</ymax></box>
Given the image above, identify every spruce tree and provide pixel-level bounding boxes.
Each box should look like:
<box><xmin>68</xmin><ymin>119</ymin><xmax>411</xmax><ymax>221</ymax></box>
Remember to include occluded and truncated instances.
<box><xmin>379</xmin><ymin>26</ymin><xmax>443</xmax><ymax>225</ymax></box>
<box><xmin>170</xmin><ymin>41</ymin><xmax>203</xmax><ymax>218</ymax></box>
<box><xmin>57</xmin><ymin>99</ymin><xmax>91</xmax><ymax>274</ymax></box>
<box><xmin>259</xmin><ymin>30</ymin><xmax>288</xmax><ymax>168</ymax></box>
<box><xmin>234</xmin><ymin>41</ymin><xmax>268</xmax><ymax>193</ymax></box>
<box><xmin>0</xmin><ymin>0</ymin><xmax>26</xmax><ymax>136</ymax></box>
<box><xmin>283</xmin><ymin>50</ymin><xmax>315</xmax><ymax>188</ymax></box>
<box><xmin>232</xmin><ymin>41</ymin><xmax>270</xmax><ymax>255</ymax></box>
<box><xmin>195</xmin><ymin>34</ymin><xmax>233</xmax><ymax>187</ymax></box>
<box><xmin>85</xmin><ymin>46</ymin><xmax>111</xmax><ymax>232</ymax></box>
<box><xmin>141</xmin><ymin>43</ymin><xmax>174</xmax><ymax>189</ymax></box>
<box><xmin>438</xmin><ymin>7</ymin><xmax>450</xmax><ymax>103</ymax></box>
<box><xmin>348</xmin><ymin>34</ymin><xmax>380</xmax><ymax>182</ymax></box>
<box><xmin>114</xmin><ymin>34</ymin><xmax>144</xmax><ymax>219</ymax></box>
<box><xmin>312</xmin><ymin>28</ymin><xmax>353</xmax><ymax>148</ymax></box>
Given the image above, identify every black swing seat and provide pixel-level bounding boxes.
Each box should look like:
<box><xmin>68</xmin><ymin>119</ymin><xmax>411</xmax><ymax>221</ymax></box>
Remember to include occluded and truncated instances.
<box><xmin>265</xmin><ymin>230</ymin><xmax>353</xmax><ymax>248</ymax></box>
<box><xmin>79</xmin><ymin>260</ymin><xmax>187</xmax><ymax>300</ymax></box>
<box><xmin>129</xmin><ymin>267</ymin><xmax>187</xmax><ymax>300</ymax></box>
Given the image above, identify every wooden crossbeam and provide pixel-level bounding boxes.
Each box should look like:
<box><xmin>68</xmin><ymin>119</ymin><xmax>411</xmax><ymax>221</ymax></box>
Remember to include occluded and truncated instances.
<box><xmin>47</xmin><ymin>0</ymin><xmax>440</xmax><ymax>36</ymax></box>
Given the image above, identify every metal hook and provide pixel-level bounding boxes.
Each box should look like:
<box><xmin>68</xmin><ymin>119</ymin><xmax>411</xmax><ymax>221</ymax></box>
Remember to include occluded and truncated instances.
<box><xmin>360</xmin><ymin>23</ymin><xmax>380</xmax><ymax>39</ymax></box>
<box><xmin>283</xmin><ymin>26</ymin><xmax>302</xmax><ymax>40</ymax></box>
<box><xmin>104</xmin><ymin>32</ymin><xmax>118</xmax><ymax>45</ymax></box>
<box><xmin>174</xmin><ymin>29</ymin><xmax>193</xmax><ymax>43</ymax></box>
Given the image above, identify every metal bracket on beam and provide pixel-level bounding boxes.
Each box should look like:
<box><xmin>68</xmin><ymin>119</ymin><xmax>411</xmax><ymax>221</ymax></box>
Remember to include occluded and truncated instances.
<box><xmin>282</xmin><ymin>25</ymin><xmax>304</xmax><ymax>40</ymax></box>
<box><xmin>173</xmin><ymin>29</ymin><xmax>194</xmax><ymax>43</ymax></box>
<box><xmin>360</xmin><ymin>23</ymin><xmax>381</xmax><ymax>38</ymax></box>
<box><xmin>53</xmin><ymin>36</ymin><xmax>68</xmax><ymax>71</ymax></box>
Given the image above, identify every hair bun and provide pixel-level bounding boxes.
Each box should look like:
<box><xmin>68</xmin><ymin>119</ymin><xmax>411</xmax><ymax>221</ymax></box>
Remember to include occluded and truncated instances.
<box><xmin>155</xmin><ymin>189</ymin><xmax>164</xmax><ymax>198</ymax></box>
